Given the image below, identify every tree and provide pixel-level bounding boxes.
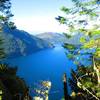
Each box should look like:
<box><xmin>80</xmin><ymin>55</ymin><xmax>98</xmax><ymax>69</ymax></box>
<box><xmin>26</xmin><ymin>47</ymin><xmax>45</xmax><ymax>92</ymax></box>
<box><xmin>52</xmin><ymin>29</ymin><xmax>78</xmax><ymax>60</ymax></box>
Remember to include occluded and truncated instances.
<box><xmin>0</xmin><ymin>34</ymin><xmax>5</xmax><ymax>59</ymax></box>
<box><xmin>56</xmin><ymin>0</ymin><xmax>100</xmax><ymax>99</ymax></box>
<box><xmin>0</xmin><ymin>63</ymin><xmax>30</xmax><ymax>100</ymax></box>
<box><xmin>0</xmin><ymin>0</ymin><xmax>13</xmax><ymax>24</ymax></box>
<box><xmin>0</xmin><ymin>0</ymin><xmax>16</xmax><ymax>29</ymax></box>
<box><xmin>0</xmin><ymin>0</ymin><xmax>16</xmax><ymax>58</ymax></box>
<box><xmin>69</xmin><ymin>65</ymin><xmax>100</xmax><ymax>100</ymax></box>
<box><xmin>62</xmin><ymin>73</ymin><xmax>70</xmax><ymax>100</ymax></box>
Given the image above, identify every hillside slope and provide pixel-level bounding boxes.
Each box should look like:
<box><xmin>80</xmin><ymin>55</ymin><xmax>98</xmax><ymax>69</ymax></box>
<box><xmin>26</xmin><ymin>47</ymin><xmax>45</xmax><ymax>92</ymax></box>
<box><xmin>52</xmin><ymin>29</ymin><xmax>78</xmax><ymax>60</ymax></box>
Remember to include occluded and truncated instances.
<box><xmin>0</xmin><ymin>25</ymin><xmax>53</xmax><ymax>59</ymax></box>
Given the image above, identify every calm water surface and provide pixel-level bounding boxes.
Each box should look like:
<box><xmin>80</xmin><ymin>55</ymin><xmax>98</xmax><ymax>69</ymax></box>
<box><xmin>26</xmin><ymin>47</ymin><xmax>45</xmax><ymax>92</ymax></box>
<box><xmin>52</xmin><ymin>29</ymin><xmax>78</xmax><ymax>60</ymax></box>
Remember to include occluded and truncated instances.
<box><xmin>4</xmin><ymin>46</ymin><xmax>76</xmax><ymax>99</ymax></box>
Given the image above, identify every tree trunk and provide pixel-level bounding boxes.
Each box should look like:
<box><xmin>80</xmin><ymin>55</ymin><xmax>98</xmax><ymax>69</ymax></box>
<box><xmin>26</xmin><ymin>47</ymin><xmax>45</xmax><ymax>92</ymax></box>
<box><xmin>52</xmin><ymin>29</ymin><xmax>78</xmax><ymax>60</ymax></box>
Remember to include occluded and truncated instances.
<box><xmin>92</xmin><ymin>56</ymin><xmax>100</xmax><ymax>84</ymax></box>
<box><xmin>63</xmin><ymin>73</ymin><xmax>69</xmax><ymax>100</ymax></box>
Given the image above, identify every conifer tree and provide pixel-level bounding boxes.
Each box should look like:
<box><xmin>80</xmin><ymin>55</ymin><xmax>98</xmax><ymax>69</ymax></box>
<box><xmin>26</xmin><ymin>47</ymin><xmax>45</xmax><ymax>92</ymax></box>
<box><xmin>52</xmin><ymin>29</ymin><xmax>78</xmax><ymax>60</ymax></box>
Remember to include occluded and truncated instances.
<box><xmin>0</xmin><ymin>0</ymin><xmax>16</xmax><ymax>29</ymax></box>
<box><xmin>0</xmin><ymin>63</ymin><xmax>29</xmax><ymax>100</ymax></box>
<box><xmin>56</xmin><ymin>0</ymin><xmax>100</xmax><ymax>99</ymax></box>
<box><xmin>0</xmin><ymin>0</ymin><xmax>13</xmax><ymax>24</ymax></box>
<box><xmin>0</xmin><ymin>34</ymin><xmax>5</xmax><ymax>59</ymax></box>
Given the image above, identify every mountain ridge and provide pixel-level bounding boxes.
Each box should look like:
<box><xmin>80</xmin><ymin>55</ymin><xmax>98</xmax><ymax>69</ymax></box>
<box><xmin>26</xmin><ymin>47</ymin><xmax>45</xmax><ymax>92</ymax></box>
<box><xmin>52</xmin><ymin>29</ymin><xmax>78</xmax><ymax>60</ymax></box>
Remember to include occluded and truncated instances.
<box><xmin>36</xmin><ymin>32</ymin><xmax>83</xmax><ymax>45</ymax></box>
<box><xmin>0</xmin><ymin>25</ymin><xmax>53</xmax><ymax>59</ymax></box>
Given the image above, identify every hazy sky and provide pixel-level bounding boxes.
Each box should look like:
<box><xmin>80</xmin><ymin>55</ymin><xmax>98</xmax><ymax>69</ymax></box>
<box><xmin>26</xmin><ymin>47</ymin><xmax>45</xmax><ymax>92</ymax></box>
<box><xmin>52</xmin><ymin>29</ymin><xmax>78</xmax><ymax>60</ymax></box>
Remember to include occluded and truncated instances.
<box><xmin>11</xmin><ymin>0</ymin><xmax>72</xmax><ymax>34</ymax></box>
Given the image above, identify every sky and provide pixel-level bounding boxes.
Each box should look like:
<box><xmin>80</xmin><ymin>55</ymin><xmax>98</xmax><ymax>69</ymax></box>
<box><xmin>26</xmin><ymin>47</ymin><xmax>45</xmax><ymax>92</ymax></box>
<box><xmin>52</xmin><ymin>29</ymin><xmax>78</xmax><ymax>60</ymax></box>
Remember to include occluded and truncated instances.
<box><xmin>11</xmin><ymin>0</ymin><xmax>72</xmax><ymax>34</ymax></box>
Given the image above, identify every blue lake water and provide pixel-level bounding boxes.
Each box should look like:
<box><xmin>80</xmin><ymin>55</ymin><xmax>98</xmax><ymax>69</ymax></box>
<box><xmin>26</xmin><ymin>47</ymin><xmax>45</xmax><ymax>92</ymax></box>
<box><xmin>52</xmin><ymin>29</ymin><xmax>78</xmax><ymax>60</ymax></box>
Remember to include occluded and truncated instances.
<box><xmin>3</xmin><ymin>46</ymin><xmax>76</xmax><ymax>99</ymax></box>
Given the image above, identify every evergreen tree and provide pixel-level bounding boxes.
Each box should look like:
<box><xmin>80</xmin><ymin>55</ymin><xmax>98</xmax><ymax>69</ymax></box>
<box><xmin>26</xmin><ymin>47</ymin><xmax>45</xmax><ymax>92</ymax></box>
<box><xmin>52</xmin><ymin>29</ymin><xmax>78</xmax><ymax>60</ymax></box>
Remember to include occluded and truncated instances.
<box><xmin>0</xmin><ymin>0</ymin><xmax>16</xmax><ymax>29</ymax></box>
<box><xmin>0</xmin><ymin>34</ymin><xmax>5</xmax><ymax>59</ymax></box>
<box><xmin>0</xmin><ymin>0</ymin><xmax>13</xmax><ymax>24</ymax></box>
<box><xmin>0</xmin><ymin>63</ymin><xmax>31</xmax><ymax>100</ymax></box>
<box><xmin>0</xmin><ymin>0</ymin><xmax>15</xmax><ymax>59</ymax></box>
<box><xmin>56</xmin><ymin>0</ymin><xmax>100</xmax><ymax>99</ymax></box>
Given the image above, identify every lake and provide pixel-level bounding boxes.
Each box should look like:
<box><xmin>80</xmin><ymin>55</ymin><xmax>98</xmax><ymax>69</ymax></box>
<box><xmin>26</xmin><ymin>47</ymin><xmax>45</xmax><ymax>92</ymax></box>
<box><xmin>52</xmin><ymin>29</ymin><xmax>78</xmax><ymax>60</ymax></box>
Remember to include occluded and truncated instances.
<box><xmin>3</xmin><ymin>46</ymin><xmax>76</xmax><ymax>99</ymax></box>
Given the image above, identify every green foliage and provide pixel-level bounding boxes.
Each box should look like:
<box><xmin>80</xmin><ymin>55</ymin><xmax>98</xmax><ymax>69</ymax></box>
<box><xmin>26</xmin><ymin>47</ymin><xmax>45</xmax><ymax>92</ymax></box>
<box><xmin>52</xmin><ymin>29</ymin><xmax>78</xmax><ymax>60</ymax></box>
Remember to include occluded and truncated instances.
<box><xmin>67</xmin><ymin>54</ymin><xmax>73</xmax><ymax>59</ymax></box>
<box><xmin>57</xmin><ymin>0</ymin><xmax>100</xmax><ymax>99</ymax></box>
<box><xmin>0</xmin><ymin>63</ymin><xmax>29</xmax><ymax>100</ymax></box>
<box><xmin>0</xmin><ymin>0</ymin><xmax>13</xmax><ymax>23</ymax></box>
<box><xmin>94</xmin><ymin>47</ymin><xmax>100</xmax><ymax>57</ymax></box>
<box><xmin>69</xmin><ymin>65</ymin><xmax>100</xmax><ymax>99</ymax></box>
<box><xmin>0</xmin><ymin>0</ymin><xmax>16</xmax><ymax>59</ymax></box>
<box><xmin>63</xmin><ymin>33</ymin><xmax>72</xmax><ymax>38</ymax></box>
<box><xmin>8</xmin><ymin>22</ymin><xmax>16</xmax><ymax>29</ymax></box>
<box><xmin>61</xmin><ymin>6</ymin><xmax>70</xmax><ymax>14</ymax></box>
<box><xmin>56</xmin><ymin>0</ymin><xmax>100</xmax><ymax>34</ymax></box>
<box><xmin>92</xmin><ymin>30</ymin><xmax>100</xmax><ymax>35</ymax></box>
<box><xmin>0</xmin><ymin>34</ymin><xmax>5</xmax><ymax>59</ymax></box>
<box><xmin>0</xmin><ymin>0</ymin><xmax>16</xmax><ymax>29</ymax></box>
<box><xmin>83</xmin><ymin>39</ymin><xmax>95</xmax><ymax>48</ymax></box>
<box><xmin>64</xmin><ymin>43</ymin><xmax>76</xmax><ymax>50</ymax></box>
<box><xmin>80</xmin><ymin>37</ymin><xmax>87</xmax><ymax>43</ymax></box>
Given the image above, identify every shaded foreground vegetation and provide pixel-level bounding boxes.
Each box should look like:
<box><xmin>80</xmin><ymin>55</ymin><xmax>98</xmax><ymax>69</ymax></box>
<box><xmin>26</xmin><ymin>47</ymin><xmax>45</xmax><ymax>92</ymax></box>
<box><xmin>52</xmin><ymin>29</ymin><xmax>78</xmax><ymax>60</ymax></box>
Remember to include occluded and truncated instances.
<box><xmin>0</xmin><ymin>64</ymin><xmax>32</xmax><ymax>100</ymax></box>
